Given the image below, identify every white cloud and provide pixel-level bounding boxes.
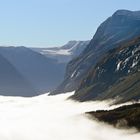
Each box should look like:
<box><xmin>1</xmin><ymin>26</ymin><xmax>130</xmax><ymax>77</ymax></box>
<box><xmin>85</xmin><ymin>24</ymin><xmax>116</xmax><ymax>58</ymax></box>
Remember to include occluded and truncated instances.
<box><xmin>0</xmin><ymin>92</ymin><xmax>139</xmax><ymax>140</ymax></box>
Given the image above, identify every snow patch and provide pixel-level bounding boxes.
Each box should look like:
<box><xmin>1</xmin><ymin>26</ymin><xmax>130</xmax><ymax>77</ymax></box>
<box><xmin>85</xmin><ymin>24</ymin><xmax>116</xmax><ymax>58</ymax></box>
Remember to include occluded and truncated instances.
<box><xmin>116</xmin><ymin>61</ymin><xmax>122</xmax><ymax>71</ymax></box>
<box><xmin>42</xmin><ymin>49</ymin><xmax>72</xmax><ymax>56</ymax></box>
<box><xmin>71</xmin><ymin>70</ymin><xmax>77</xmax><ymax>78</ymax></box>
<box><xmin>131</xmin><ymin>60</ymin><xmax>138</xmax><ymax>68</ymax></box>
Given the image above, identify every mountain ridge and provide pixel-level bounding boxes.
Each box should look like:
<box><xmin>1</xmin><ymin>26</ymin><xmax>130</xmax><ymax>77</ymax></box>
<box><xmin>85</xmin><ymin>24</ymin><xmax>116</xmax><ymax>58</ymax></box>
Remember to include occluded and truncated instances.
<box><xmin>51</xmin><ymin>10</ymin><xmax>140</xmax><ymax>95</ymax></box>
<box><xmin>0</xmin><ymin>40</ymin><xmax>89</xmax><ymax>96</ymax></box>
<box><xmin>0</xmin><ymin>46</ymin><xmax>66</xmax><ymax>95</ymax></box>
<box><xmin>70</xmin><ymin>36</ymin><xmax>140</xmax><ymax>103</ymax></box>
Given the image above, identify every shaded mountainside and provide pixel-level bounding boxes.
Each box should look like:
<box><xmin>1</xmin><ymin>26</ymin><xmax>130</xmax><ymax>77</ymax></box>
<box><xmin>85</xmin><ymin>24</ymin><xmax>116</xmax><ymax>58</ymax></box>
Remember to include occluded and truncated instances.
<box><xmin>0</xmin><ymin>46</ymin><xmax>66</xmax><ymax>95</ymax></box>
<box><xmin>0</xmin><ymin>54</ymin><xmax>37</xmax><ymax>96</ymax></box>
<box><xmin>51</xmin><ymin>10</ymin><xmax>140</xmax><ymax>95</ymax></box>
<box><xmin>70</xmin><ymin>36</ymin><xmax>140</xmax><ymax>103</ymax></box>
<box><xmin>31</xmin><ymin>40</ymin><xmax>90</xmax><ymax>63</ymax></box>
<box><xmin>87</xmin><ymin>103</ymin><xmax>140</xmax><ymax>130</ymax></box>
<box><xmin>0</xmin><ymin>41</ymin><xmax>89</xmax><ymax>96</ymax></box>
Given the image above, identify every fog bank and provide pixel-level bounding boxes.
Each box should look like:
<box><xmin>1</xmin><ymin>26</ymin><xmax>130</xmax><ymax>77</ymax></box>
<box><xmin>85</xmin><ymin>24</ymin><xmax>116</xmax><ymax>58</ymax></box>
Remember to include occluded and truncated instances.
<box><xmin>0</xmin><ymin>92</ymin><xmax>139</xmax><ymax>140</ymax></box>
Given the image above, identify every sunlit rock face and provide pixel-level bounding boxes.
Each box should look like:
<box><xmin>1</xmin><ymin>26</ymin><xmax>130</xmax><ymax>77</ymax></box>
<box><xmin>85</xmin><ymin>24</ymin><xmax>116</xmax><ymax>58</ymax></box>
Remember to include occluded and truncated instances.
<box><xmin>0</xmin><ymin>92</ymin><xmax>139</xmax><ymax>140</ymax></box>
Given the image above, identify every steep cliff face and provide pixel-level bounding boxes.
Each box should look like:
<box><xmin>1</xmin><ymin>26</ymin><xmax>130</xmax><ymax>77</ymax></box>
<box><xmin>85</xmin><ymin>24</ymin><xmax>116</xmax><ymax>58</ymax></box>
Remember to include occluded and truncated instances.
<box><xmin>71</xmin><ymin>36</ymin><xmax>140</xmax><ymax>103</ymax></box>
<box><xmin>52</xmin><ymin>10</ymin><xmax>140</xmax><ymax>95</ymax></box>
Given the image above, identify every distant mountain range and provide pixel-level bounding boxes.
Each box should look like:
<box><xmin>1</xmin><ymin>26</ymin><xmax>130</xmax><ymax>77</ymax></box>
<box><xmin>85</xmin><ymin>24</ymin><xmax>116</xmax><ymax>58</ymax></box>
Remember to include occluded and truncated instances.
<box><xmin>31</xmin><ymin>40</ymin><xmax>90</xmax><ymax>63</ymax></box>
<box><xmin>0</xmin><ymin>41</ymin><xmax>89</xmax><ymax>96</ymax></box>
<box><xmin>51</xmin><ymin>10</ymin><xmax>140</xmax><ymax>103</ymax></box>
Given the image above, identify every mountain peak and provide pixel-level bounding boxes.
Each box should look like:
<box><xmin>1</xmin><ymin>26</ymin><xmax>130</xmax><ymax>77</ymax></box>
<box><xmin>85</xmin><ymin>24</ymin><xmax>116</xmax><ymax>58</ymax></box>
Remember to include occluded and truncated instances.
<box><xmin>113</xmin><ymin>9</ymin><xmax>140</xmax><ymax>17</ymax></box>
<box><xmin>113</xmin><ymin>10</ymin><xmax>132</xmax><ymax>16</ymax></box>
<box><xmin>67</xmin><ymin>40</ymin><xmax>78</xmax><ymax>44</ymax></box>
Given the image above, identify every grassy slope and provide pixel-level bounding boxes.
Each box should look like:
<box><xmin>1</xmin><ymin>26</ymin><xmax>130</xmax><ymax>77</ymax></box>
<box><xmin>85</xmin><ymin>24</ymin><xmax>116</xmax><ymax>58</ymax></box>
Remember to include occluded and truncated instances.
<box><xmin>97</xmin><ymin>72</ymin><xmax>140</xmax><ymax>103</ymax></box>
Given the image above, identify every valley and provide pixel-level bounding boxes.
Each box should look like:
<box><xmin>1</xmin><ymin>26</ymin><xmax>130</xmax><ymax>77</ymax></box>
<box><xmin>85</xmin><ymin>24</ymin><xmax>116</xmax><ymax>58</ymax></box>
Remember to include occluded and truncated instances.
<box><xmin>0</xmin><ymin>7</ymin><xmax>140</xmax><ymax>140</ymax></box>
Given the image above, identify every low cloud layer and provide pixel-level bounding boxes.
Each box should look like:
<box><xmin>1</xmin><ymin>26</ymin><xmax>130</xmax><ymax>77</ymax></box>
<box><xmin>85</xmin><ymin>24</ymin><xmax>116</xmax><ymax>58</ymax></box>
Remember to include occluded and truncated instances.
<box><xmin>0</xmin><ymin>92</ymin><xmax>139</xmax><ymax>140</ymax></box>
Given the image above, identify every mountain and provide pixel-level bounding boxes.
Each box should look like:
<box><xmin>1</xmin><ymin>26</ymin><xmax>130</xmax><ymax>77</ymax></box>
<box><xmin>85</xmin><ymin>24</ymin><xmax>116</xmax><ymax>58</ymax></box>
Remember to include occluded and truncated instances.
<box><xmin>31</xmin><ymin>40</ymin><xmax>90</xmax><ymax>63</ymax></box>
<box><xmin>70</xmin><ymin>36</ymin><xmax>140</xmax><ymax>103</ymax></box>
<box><xmin>0</xmin><ymin>40</ymin><xmax>89</xmax><ymax>96</ymax></box>
<box><xmin>87</xmin><ymin>103</ymin><xmax>140</xmax><ymax>130</ymax></box>
<box><xmin>0</xmin><ymin>53</ymin><xmax>38</xmax><ymax>96</ymax></box>
<box><xmin>51</xmin><ymin>10</ymin><xmax>140</xmax><ymax>95</ymax></box>
<box><xmin>0</xmin><ymin>47</ymin><xmax>66</xmax><ymax>94</ymax></box>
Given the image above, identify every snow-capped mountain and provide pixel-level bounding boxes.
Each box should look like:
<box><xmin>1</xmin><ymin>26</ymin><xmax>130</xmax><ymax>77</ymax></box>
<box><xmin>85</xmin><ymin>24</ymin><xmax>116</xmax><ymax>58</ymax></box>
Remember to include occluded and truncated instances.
<box><xmin>31</xmin><ymin>41</ymin><xmax>90</xmax><ymax>63</ymax></box>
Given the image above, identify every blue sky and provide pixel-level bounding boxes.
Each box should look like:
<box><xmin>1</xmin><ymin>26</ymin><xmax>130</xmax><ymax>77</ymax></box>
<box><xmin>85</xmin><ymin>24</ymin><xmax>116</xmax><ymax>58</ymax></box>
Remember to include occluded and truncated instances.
<box><xmin>0</xmin><ymin>0</ymin><xmax>140</xmax><ymax>47</ymax></box>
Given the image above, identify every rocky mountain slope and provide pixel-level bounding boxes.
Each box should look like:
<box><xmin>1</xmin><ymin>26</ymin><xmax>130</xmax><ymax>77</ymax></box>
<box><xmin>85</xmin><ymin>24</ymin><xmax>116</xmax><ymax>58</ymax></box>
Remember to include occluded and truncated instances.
<box><xmin>87</xmin><ymin>103</ymin><xmax>140</xmax><ymax>130</ymax></box>
<box><xmin>70</xmin><ymin>36</ymin><xmax>140</xmax><ymax>103</ymax></box>
<box><xmin>51</xmin><ymin>10</ymin><xmax>140</xmax><ymax>95</ymax></box>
